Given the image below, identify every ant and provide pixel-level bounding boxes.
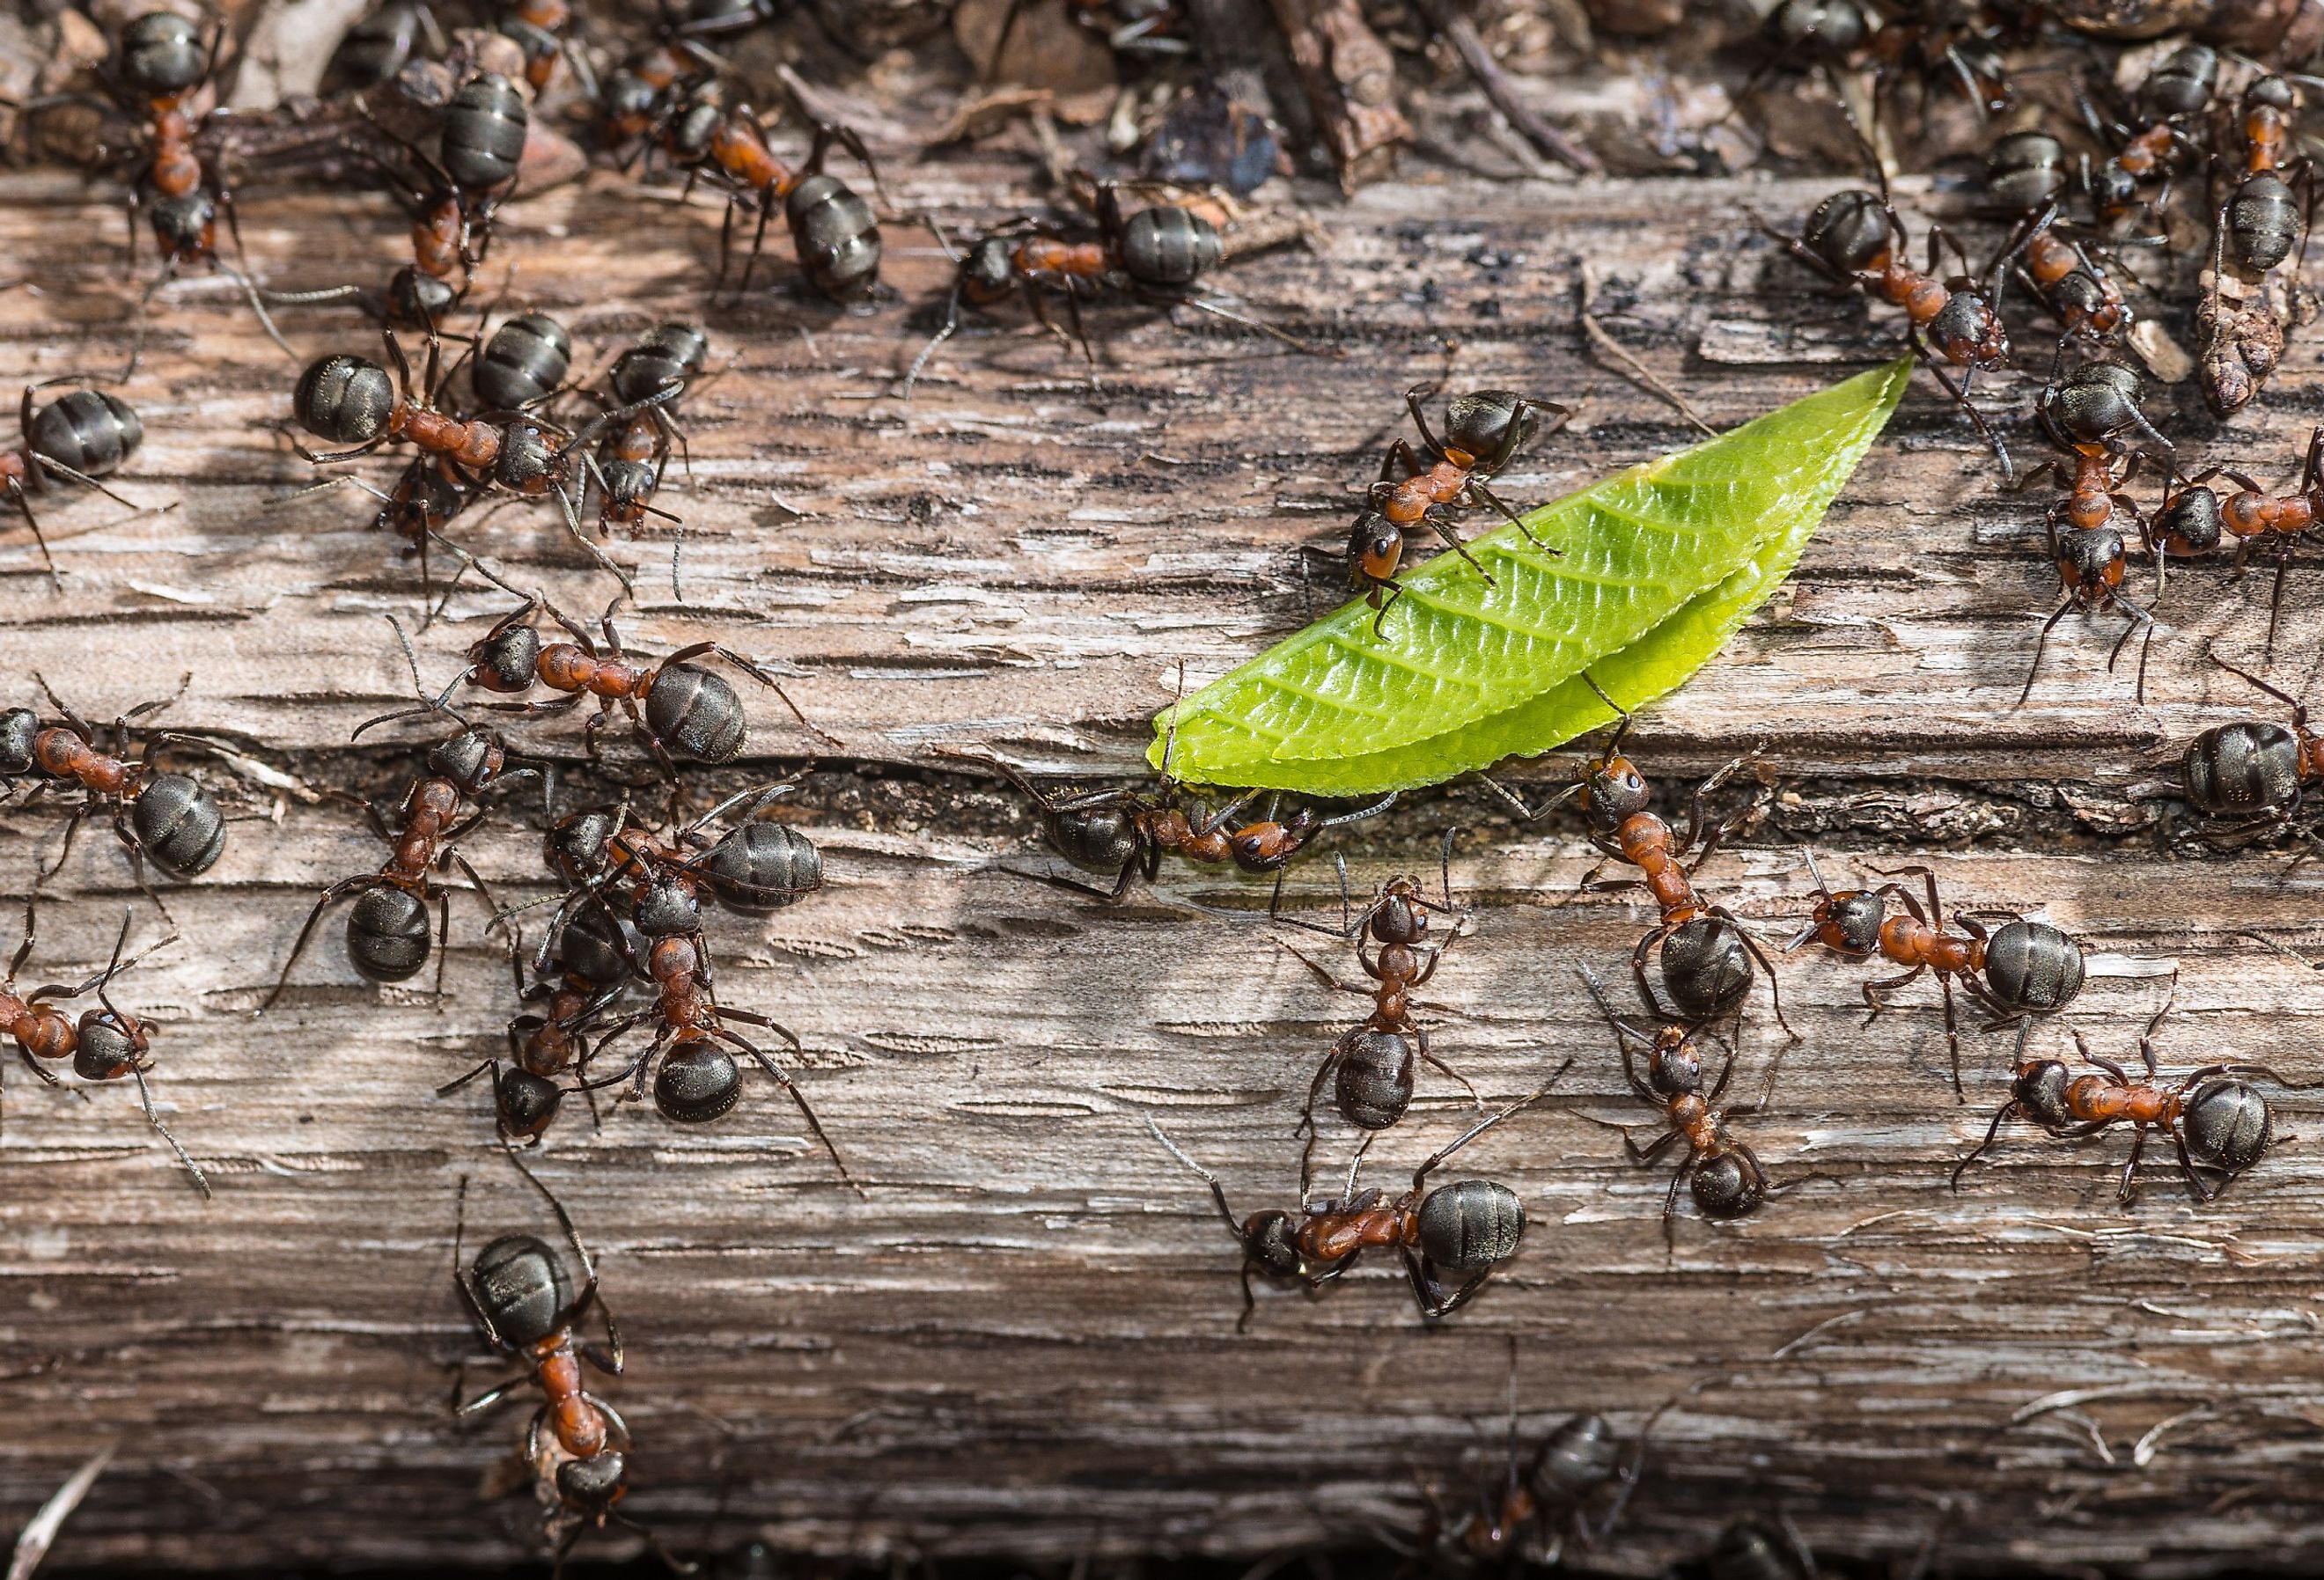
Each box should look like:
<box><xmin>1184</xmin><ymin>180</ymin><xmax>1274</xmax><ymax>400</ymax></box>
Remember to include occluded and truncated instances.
<box><xmin>1409</xmin><ymin>1337</ymin><xmax>1670</xmax><ymax>1573</ymax></box>
<box><xmin>668</xmin><ymin>110</ymin><xmax>883</xmax><ymax>302</ymax></box>
<box><xmin>532</xmin><ymin>780</ymin><xmax>825</xmax><ymax>934</ymax></box>
<box><xmin>2011</xmin><ymin>356</ymin><xmax>2169</xmax><ymax>707</ymax></box>
<box><xmin>1759</xmin><ymin>141</ymin><xmax>2012</xmax><ymax>478</ymax></box>
<box><xmin>323</xmin><ymin>0</ymin><xmax>445</xmax><ymax>92</ymax></box>
<box><xmin>260</xmin><ymin>636</ymin><xmax>525</xmax><ymax>1011</ymax></box>
<box><xmin>1481</xmin><ymin>683</ymin><xmax>1790</xmax><ymax>1035</ymax></box>
<box><xmin>2168</xmin><ymin>652</ymin><xmax>2324</xmax><ymax>844</ymax></box>
<box><xmin>572</xmin><ymin>851</ymin><xmax>858</xmax><ymax>1188</ymax></box>
<box><xmin>496</xmin><ymin>0</ymin><xmax>595</xmax><ymax>95</ymax></box>
<box><xmin>440</xmin><ymin>921</ymin><xmax>627</xmax><ymax>1143</ymax></box>
<box><xmin>2163</xmin><ymin>426</ymin><xmax>2324</xmax><ymax>658</ymax></box>
<box><xmin>1580</xmin><ymin>966</ymin><xmax>1774</xmax><ymax>1245</ymax></box>
<box><xmin>451</xmin><ymin>1149</ymin><xmax>686</xmax><ymax>1571</ymax></box>
<box><xmin>0</xmin><ymin>902</ymin><xmax>206</xmax><ymax>1196</ymax></box>
<box><xmin>971</xmin><ymin>753</ymin><xmax>1394</xmax><ymax>909</ymax></box>
<box><xmin>1276</xmin><ymin>852</ymin><xmax>1483</xmax><ymax>1193</ymax></box>
<box><xmin>4</xmin><ymin>382</ymin><xmax>150</xmax><ymax>589</ymax></box>
<box><xmin>290</xmin><ymin>327</ymin><xmax>685</xmax><ymax>593</ymax></box>
<box><xmin>1789</xmin><ymin>851</ymin><xmax>2085</xmax><ymax>1099</ymax></box>
<box><xmin>902</xmin><ymin>185</ymin><xmax>1313</xmax><ymax>398</ymax></box>
<box><xmin>2199</xmin><ymin>74</ymin><xmax>2310</xmax><ymax>416</ymax></box>
<box><xmin>585</xmin><ymin>324</ymin><xmax>711</xmax><ymax>538</ymax></box>
<box><xmin>2</xmin><ymin>677</ymin><xmax>228</xmax><ymax>907</ymax></box>
<box><xmin>2078</xmin><ymin>43</ymin><xmax>2215</xmax><ymax>244</ymax></box>
<box><xmin>1707</xmin><ymin>1516</ymin><xmax>1820</xmax><ymax>1580</ymax></box>
<box><xmin>1329</xmin><ymin>383</ymin><xmax>1567</xmax><ymax>636</ymax></box>
<box><xmin>1982</xmin><ymin>131</ymin><xmax>2129</xmax><ymax>342</ymax></box>
<box><xmin>453</xmin><ymin>579</ymin><xmax>838</xmax><ymax>769</ymax></box>
<box><xmin>1953</xmin><ymin>1001</ymin><xmax>2282</xmax><ymax>1206</ymax></box>
<box><xmin>1145</xmin><ymin>1068</ymin><xmax>1566</xmax><ymax>1327</ymax></box>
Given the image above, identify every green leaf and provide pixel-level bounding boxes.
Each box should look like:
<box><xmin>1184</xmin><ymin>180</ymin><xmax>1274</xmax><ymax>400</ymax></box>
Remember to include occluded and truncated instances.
<box><xmin>1151</xmin><ymin>358</ymin><xmax>1909</xmax><ymax>791</ymax></box>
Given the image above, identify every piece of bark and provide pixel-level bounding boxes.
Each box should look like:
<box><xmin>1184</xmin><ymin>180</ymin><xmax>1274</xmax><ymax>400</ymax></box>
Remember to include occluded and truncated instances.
<box><xmin>224</xmin><ymin>0</ymin><xmax>375</xmax><ymax>110</ymax></box>
<box><xmin>1264</xmin><ymin>0</ymin><xmax>1410</xmax><ymax>190</ymax></box>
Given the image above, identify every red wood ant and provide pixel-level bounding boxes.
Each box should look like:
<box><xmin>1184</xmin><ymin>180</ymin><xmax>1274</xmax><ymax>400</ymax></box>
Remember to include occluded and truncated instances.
<box><xmin>0</xmin><ymin>902</ymin><xmax>206</xmax><ymax>1196</ymax></box>
<box><xmin>1276</xmin><ymin>852</ymin><xmax>1482</xmax><ymax>1194</ymax></box>
<box><xmin>1481</xmin><ymin>685</ymin><xmax>1790</xmax><ymax>1036</ymax></box>
<box><xmin>290</xmin><ymin>328</ymin><xmax>686</xmax><ymax>594</ymax></box>
<box><xmin>4</xmin><ymin>383</ymin><xmax>151</xmax><ymax>591</ymax></box>
<box><xmin>1953</xmin><ymin>1001</ymin><xmax>2283</xmax><ymax>1206</ymax></box>
<box><xmin>440</xmin><ymin>920</ymin><xmax>627</xmax><ymax>1143</ymax></box>
<box><xmin>496</xmin><ymin>0</ymin><xmax>595</xmax><ymax>95</ymax></box>
<box><xmin>1982</xmin><ymin>132</ymin><xmax>2129</xmax><ymax>343</ymax></box>
<box><xmin>4</xmin><ymin>676</ymin><xmax>228</xmax><ymax>909</ymax></box>
<box><xmin>1581</xmin><ymin>966</ymin><xmax>1773</xmax><ymax>1245</ymax></box>
<box><xmin>2077</xmin><ymin>43</ymin><xmax>2215</xmax><ymax>245</ymax></box>
<box><xmin>451</xmin><ymin>1150</ymin><xmax>686</xmax><ymax>1570</ymax></box>
<box><xmin>969</xmin><ymin>752</ymin><xmax>1394</xmax><ymax>909</ymax></box>
<box><xmin>901</xmin><ymin>185</ymin><xmax>1313</xmax><ymax>398</ymax></box>
<box><xmin>454</xmin><ymin>581</ymin><xmax>838</xmax><ymax>769</ymax></box>
<box><xmin>2167</xmin><ymin>652</ymin><xmax>2324</xmax><ymax>844</ymax></box>
<box><xmin>1789</xmin><ymin>852</ymin><xmax>2085</xmax><ymax>1098</ymax></box>
<box><xmin>1409</xmin><ymin>1337</ymin><xmax>1672</xmax><ymax>1574</ymax></box>
<box><xmin>671</xmin><ymin>111</ymin><xmax>883</xmax><ymax>302</ymax></box>
<box><xmin>260</xmin><ymin>636</ymin><xmax>523</xmax><ymax>1011</ymax></box>
<box><xmin>2164</xmin><ymin>426</ymin><xmax>2324</xmax><ymax>658</ymax></box>
<box><xmin>1759</xmin><ymin>151</ymin><xmax>2013</xmax><ymax>479</ymax></box>
<box><xmin>1145</xmin><ymin>1067</ymin><xmax>1566</xmax><ymax>1327</ymax></box>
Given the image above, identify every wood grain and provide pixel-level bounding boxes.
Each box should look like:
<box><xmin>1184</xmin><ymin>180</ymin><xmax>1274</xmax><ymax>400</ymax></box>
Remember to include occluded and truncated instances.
<box><xmin>9</xmin><ymin>62</ymin><xmax>2324</xmax><ymax>1574</ymax></box>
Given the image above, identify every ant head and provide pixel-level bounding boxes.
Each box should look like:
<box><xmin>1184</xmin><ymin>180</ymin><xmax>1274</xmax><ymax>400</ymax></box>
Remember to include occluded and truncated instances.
<box><xmin>2057</xmin><ymin>524</ymin><xmax>2126</xmax><ymax>591</ymax></box>
<box><xmin>1242</xmin><ymin>1209</ymin><xmax>1305</xmax><ymax>1276</ymax></box>
<box><xmin>2012</xmin><ymin>1059</ymin><xmax>2075</xmax><ymax>1128</ymax></box>
<box><xmin>2183</xmin><ymin>1078</ymin><xmax>2271</xmax><ymax>1175</ymax></box>
<box><xmin>72</xmin><ymin>1007</ymin><xmax>148</xmax><ymax>1082</ymax></box>
<box><xmin>428</xmin><ymin>727</ymin><xmax>505</xmax><ymax>796</ymax></box>
<box><xmin>492</xmin><ymin>417</ymin><xmax>562</xmax><ymax>492</ymax></box>
<box><xmin>150</xmin><ymin>189</ymin><xmax>217</xmax><ymax>255</ymax></box>
<box><xmin>2085</xmin><ymin>158</ymin><xmax>2140</xmax><ymax>218</ymax></box>
<box><xmin>1371</xmin><ymin>885</ymin><xmax>1430</xmax><ymax>947</ymax></box>
<box><xmin>1579</xmin><ymin>752</ymin><xmax>1650</xmax><ymax>829</ymax></box>
<box><xmin>1416</xmin><ymin>1179</ymin><xmax>1526</xmax><ymax>1272</ymax></box>
<box><xmin>386</xmin><ymin>267</ymin><xmax>459</xmax><ymax>330</ymax></box>
<box><xmin>545</xmin><ymin>807</ymin><xmax>621</xmax><ymax>886</ymax></box>
<box><xmin>120</xmin><ymin>11</ymin><xmax>210</xmax><ymax>98</ymax></box>
<box><xmin>555</xmin><ymin>1449</ymin><xmax>630</xmax><ymax>1518</ymax></box>
<box><xmin>1803</xmin><ymin>188</ymin><xmax>1892</xmax><ymax>274</ymax></box>
<box><xmin>1346</xmin><ymin>508</ymin><xmax>1401</xmax><ymax>585</ymax></box>
<box><xmin>469</xmin><ymin>1232</ymin><xmax>576</xmax><ymax>1346</ymax></box>
<box><xmin>1688</xmin><ymin>1147</ymin><xmax>1765</xmax><ymax>1218</ymax></box>
<box><xmin>1985</xmin><ymin>129</ymin><xmax>2067</xmax><ymax>211</ymax></box>
<box><xmin>1647</xmin><ymin>1025</ymin><xmax>1702</xmax><ymax>1098</ymax></box>
<box><xmin>1924</xmin><ymin>289</ymin><xmax>2009</xmax><ymax>369</ymax></box>
<box><xmin>1770</xmin><ymin>0</ymin><xmax>1872</xmax><ymax>49</ymax></box>
<box><xmin>960</xmin><ymin>238</ymin><xmax>1018</xmax><ymax>304</ymax></box>
<box><xmin>1533</xmin><ymin>1415</ymin><xmax>1620</xmax><ymax>1499</ymax></box>
<box><xmin>1813</xmin><ymin>887</ymin><xmax>1885</xmax><ymax>955</ymax></box>
<box><xmin>601</xmin><ymin>69</ymin><xmax>658</xmax><ymax>132</ymax></box>
<box><xmin>496</xmin><ymin>1066</ymin><xmax>564</xmax><ymax>1141</ymax></box>
<box><xmin>654</xmin><ymin>1037</ymin><xmax>741</xmax><ymax>1123</ymax></box>
<box><xmin>669</xmin><ymin>96</ymin><xmax>723</xmax><ymax>159</ymax></box>
<box><xmin>635</xmin><ymin>873</ymin><xmax>702</xmax><ymax>941</ymax></box>
<box><xmin>2048</xmin><ymin>361</ymin><xmax>2145</xmax><ymax>454</ymax></box>
<box><xmin>0</xmin><ymin>707</ymin><xmax>36</xmax><ymax>777</ymax></box>
<box><xmin>295</xmin><ymin>354</ymin><xmax>396</xmax><ymax>445</ymax></box>
<box><xmin>1440</xmin><ymin>390</ymin><xmax>1540</xmax><ymax>474</ymax></box>
<box><xmin>1229</xmin><ymin>812</ymin><xmax>1312</xmax><ymax>873</ymax></box>
<box><xmin>470</xmin><ymin>621</ymin><xmax>541</xmax><ymax>694</ymax></box>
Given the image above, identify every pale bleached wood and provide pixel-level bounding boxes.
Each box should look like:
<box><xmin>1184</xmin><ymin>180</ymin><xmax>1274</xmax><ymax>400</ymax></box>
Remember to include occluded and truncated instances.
<box><xmin>7</xmin><ymin>64</ymin><xmax>2324</xmax><ymax>1576</ymax></box>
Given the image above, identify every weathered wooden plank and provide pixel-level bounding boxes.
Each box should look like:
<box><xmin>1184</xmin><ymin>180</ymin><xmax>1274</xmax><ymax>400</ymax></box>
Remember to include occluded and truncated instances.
<box><xmin>7</xmin><ymin>54</ymin><xmax>2324</xmax><ymax>1573</ymax></box>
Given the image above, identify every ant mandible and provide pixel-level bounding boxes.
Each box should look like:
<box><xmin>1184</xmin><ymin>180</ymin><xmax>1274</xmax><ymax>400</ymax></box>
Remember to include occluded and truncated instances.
<box><xmin>1276</xmin><ymin>850</ymin><xmax>1484</xmax><ymax>1193</ymax></box>
<box><xmin>1145</xmin><ymin>1069</ymin><xmax>1566</xmax><ymax>1328</ymax></box>
<box><xmin>1789</xmin><ymin>851</ymin><xmax>2085</xmax><ymax>1098</ymax></box>
<box><xmin>1952</xmin><ymin>1000</ymin><xmax>2283</xmax><ymax>1207</ymax></box>
<box><xmin>1581</xmin><ymin>966</ymin><xmax>1774</xmax><ymax>1246</ymax></box>
<box><xmin>0</xmin><ymin>902</ymin><xmax>207</xmax><ymax>1196</ymax></box>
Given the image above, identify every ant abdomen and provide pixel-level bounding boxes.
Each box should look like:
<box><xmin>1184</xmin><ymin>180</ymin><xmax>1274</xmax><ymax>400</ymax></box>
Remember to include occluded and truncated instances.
<box><xmin>1333</xmin><ymin>1027</ymin><xmax>1415</xmax><ymax>1130</ymax></box>
<box><xmin>561</xmin><ymin>905</ymin><xmax>644</xmax><ymax>988</ymax></box>
<box><xmin>702</xmin><ymin>823</ymin><xmax>822</xmax><ymax>912</ymax></box>
<box><xmin>609</xmin><ymin>324</ymin><xmax>710</xmax><ymax>407</ymax></box>
<box><xmin>1118</xmin><ymin>204</ymin><xmax>1220</xmax><ymax>290</ymax></box>
<box><xmin>655</xmin><ymin>1039</ymin><xmax>741</xmax><ymax>1122</ymax></box>
<box><xmin>1441</xmin><ymin>390</ymin><xmax>1538</xmax><ymax>470</ymax></box>
<box><xmin>1533</xmin><ymin>1415</ymin><xmax>1619</xmax><ymax>1500</ymax></box>
<box><xmin>1980</xmin><ymin>919</ymin><xmax>2085</xmax><ymax>1013</ymax></box>
<box><xmin>121</xmin><ymin>11</ymin><xmax>207</xmax><ymax>96</ymax></box>
<box><xmin>1688</xmin><ymin>1148</ymin><xmax>1765</xmax><ymax>1217</ymax></box>
<box><xmin>1658</xmin><ymin>916</ymin><xmax>1754</xmax><ymax>1020</ymax></box>
<box><xmin>474</xmin><ymin>313</ymin><xmax>573</xmax><ymax>410</ymax></box>
<box><xmin>33</xmin><ymin>389</ymin><xmax>144</xmax><ymax>479</ymax></box>
<box><xmin>1802</xmin><ymin>189</ymin><xmax>1889</xmax><ymax>273</ymax></box>
<box><xmin>348</xmin><ymin>886</ymin><xmax>431</xmax><ymax>981</ymax></box>
<box><xmin>441</xmin><ymin>73</ymin><xmax>529</xmax><ymax>192</ymax></box>
<box><xmin>644</xmin><ymin>664</ymin><xmax>745</xmax><ymax>763</ymax></box>
<box><xmin>133</xmin><ymin>773</ymin><xmax>225</xmax><ymax>875</ymax></box>
<box><xmin>1416</xmin><ymin>1179</ymin><xmax>1525</xmax><ymax>1271</ymax></box>
<box><xmin>296</xmin><ymin>355</ymin><xmax>396</xmax><ymax>444</ymax></box>
<box><xmin>2183</xmin><ymin>720</ymin><xmax>2303</xmax><ymax>815</ymax></box>
<box><xmin>1985</xmin><ymin>129</ymin><xmax>2069</xmax><ymax>211</ymax></box>
<box><xmin>472</xmin><ymin>1232</ymin><xmax>574</xmax><ymax>1344</ymax></box>
<box><xmin>2231</xmin><ymin>173</ymin><xmax>2301</xmax><ymax>272</ymax></box>
<box><xmin>2184</xmin><ymin>1079</ymin><xmax>2271</xmax><ymax>1175</ymax></box>
<box><xmin>789</xmin><ymin>174</ymin><xmax>882</xmax><ymax>301</ymax></box>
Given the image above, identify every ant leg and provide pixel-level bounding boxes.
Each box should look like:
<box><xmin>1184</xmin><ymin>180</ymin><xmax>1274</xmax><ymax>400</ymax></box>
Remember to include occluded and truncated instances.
<box><xmin>1951</xmin><ymin>1100</ymin><xmax>2019</xmax><ymax>1191</ymax></box>
<box><xmin>129</xmin><ymin>1062</ymin><xmax>210</xmax><ymax>1198</ymax></box>
<box><xmin>256</xmin><ymin>877</ymin><xmax>380</xmax><ymax>1014</ymax></box>
<box><xmin>1936</xmin><ymin>971</ymin><xmax>1966</xmax><ymax>1103</ymax></box>
<box><xmin>721</xmin><ymin>1029</ymin><xmax>863</xmax><ymax>1195</ymax></box>
<box><xmin>4</xmin><ymin>478</ymin><xmax>61</xmax><ymax>591</ymax></box>
<box><xmin>1859</xmin><ymin>964</ymin><xmax>1927</xmax><ymax>1027</ymax></box>
<box><xmin>1414</xmin><ymin>506</ymin><xmax>1497</xmax><ymax>589</ymax></box>
<box><xmin>1411</xmin><ymin>1026</ymin><xmax>1482</xmax><ymax>1112</ymax></box>
<box><xmin>1464</xmin><ymin>478</ymin><xmax>1557</xmax><ymax>555</ymax></box>
<box><xmin>2117</xmin><ymin>1123</ymin><xmax>2149</xmax><ymax>1207</ymax></box>
<box><xmin>436</xmin><ymin>1057</ymin><xmax>498</xmax><ymax>1099</ymax></box>
<box><xmin>2267</xmin><ymin>538</ymin><xmax>2295</xmax><ymax>663</ymax></box>
<box><xmin>2016</xmin><ymin>599</ymin><xmax>2075</xmax><ymax>707</ymax></box>
<box><xmin>735</xmin><ymin>191</ymin><xmax>777</xmax><ymax>299</ymax></box>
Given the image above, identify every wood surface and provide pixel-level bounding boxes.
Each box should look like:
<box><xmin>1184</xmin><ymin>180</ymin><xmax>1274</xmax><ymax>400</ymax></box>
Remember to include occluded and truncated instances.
<box><xmin>11</xmin><ymin>38</ymin><xmax>2324</xmax><ymax>1575</ymax></box>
